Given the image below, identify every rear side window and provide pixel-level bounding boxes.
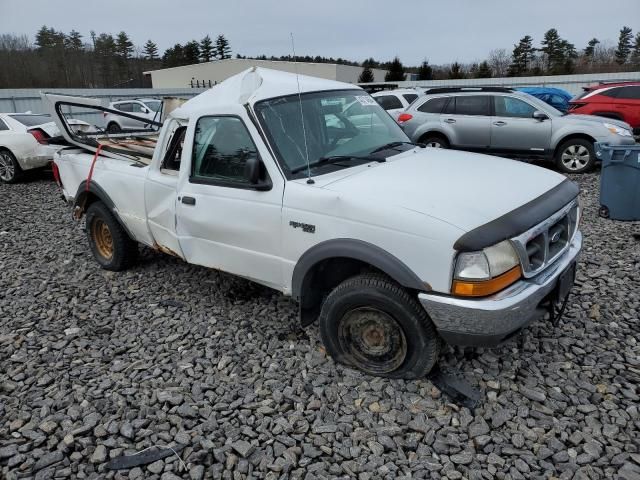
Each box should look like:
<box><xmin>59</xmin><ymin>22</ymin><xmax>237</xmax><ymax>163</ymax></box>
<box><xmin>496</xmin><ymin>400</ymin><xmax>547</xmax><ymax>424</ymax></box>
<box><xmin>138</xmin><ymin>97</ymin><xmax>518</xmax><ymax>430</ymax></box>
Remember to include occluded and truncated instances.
<box><xmin>403</xmin><ymin>93</ymin><xmax>418</xmax><ymax>104</ymax></box>
<box><xmin>615</xmin><ymin>86</ymin><xmax>640</xmax><ymax>100</ymax></box>
<box><xmin>8</xmin><ymin>114</ymin><xmax>51</xmax><ymax>126</ymax></box>
<box><xmin>0</xmin><ymin>118</ymin><xmax>8</xmax><ymax>131</ymax></box>
<box><xmin>375</xmin><ymin>95</ymin><xmax>404</xmax><ymax>111</ymax></box>
<box><xmin>452</xmin><ymin>96</ymin><xmax>490</xmax><ymax>116</ymax></box>
<box><xmin>418</xmin><ymin>97</ymin><xmax>448</xmax><ymax>114</ymax></box>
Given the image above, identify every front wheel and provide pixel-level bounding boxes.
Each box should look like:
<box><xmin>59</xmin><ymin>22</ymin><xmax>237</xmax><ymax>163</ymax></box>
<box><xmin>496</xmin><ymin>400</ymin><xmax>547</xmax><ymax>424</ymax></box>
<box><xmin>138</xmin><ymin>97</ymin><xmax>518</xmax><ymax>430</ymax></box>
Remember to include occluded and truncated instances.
<box><xmin>555</xmin><ymin>139</ymin><xmax>595</xmax><ymax>174</ymax></box>
<box><xmin>319</xmin><ymin>274</ymin><xmax>439</xmax><ymax>379</ymax></box>
<box><xmin>420</xmin><ymin>134</ymin><xmax>449</xmax><ymax>149</ymax></box>
<box><xmin>0</xmin><ymin>150</ymin><xmax>22</xmax><ymax>184</ymax></box>
<box><xmin>86</xmin><ymin>201</ymin><xmax>138</xmax><ymax>271</ymax></box>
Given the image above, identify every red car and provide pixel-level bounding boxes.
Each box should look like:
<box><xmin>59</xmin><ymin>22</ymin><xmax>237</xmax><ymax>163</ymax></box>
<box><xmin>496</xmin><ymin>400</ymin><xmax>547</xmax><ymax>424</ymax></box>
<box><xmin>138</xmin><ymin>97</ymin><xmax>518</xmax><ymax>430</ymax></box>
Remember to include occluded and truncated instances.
<box><xmin>569</xmin><ymin>82</ymin><xmax>640</xmax><ymax>135</ymax></box>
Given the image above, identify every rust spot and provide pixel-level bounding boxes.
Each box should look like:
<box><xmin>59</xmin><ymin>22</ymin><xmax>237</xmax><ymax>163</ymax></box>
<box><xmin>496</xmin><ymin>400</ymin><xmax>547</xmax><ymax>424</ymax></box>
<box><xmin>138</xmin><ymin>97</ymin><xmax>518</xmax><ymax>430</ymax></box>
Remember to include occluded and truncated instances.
<box><xmin>152</xmin><ymin>242</ymin><xmax>183</xmax><ymax>259</ymax></box>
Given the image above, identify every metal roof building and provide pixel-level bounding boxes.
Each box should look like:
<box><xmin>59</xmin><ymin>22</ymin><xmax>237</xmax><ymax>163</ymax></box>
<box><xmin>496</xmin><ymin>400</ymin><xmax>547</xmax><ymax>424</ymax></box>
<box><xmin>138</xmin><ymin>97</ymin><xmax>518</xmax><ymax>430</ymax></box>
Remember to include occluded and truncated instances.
<box><xmin>144</xmin><ymin>58</ymin><xmax>388</xmax><ymax>88</ymax></box>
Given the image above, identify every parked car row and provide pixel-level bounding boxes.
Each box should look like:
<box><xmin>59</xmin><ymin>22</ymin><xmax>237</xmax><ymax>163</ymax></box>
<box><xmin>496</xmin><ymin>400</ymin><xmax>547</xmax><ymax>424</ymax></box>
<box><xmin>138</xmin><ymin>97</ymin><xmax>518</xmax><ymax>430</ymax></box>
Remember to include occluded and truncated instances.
<box><xmin>373</xmin><ymin>84</ymin><xmax>637</xmax><ymax>174</ymax></box>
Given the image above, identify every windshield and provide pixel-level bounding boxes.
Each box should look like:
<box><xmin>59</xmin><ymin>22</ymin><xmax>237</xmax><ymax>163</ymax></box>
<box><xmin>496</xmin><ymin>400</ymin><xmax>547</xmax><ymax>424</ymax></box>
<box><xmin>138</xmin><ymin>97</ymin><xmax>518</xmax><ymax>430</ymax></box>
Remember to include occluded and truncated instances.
<box><xmin>9</xmin><ymin>114</ymin><xmax>52</xmax><ymax>126</ymax></box>
<box><xmin>143</xmin><ymin>101</ymin><xmax>162</xmax><ymax>112</ymax></box>
<box><xmin>254</xmin><ymin>89</ymin><xmax>411</xmax><ymax>178</ymax></box>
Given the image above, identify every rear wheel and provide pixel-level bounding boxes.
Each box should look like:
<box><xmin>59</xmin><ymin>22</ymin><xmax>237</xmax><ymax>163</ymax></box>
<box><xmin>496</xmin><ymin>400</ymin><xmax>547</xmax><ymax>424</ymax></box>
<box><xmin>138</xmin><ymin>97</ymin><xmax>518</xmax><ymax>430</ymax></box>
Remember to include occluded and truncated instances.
<box><xmin>0</xmin><ymin>150</ymin><xmax>22</xmax><ymax>184</ymax></box>
<box><xmin>555</xmin><ymin>139</ymin><xmax>595</xmax><ymax>174</ymax></box>
<box><xmin>319</xmin><ymin>273</ymin><xmax>439</xmax><ymax>379</ymax></box>
<box><xmin>420</xmin><ymin>134</ymin><xmax>449</xmax><ymax>149</ymax></box>
<box><xmin>107</xmin><ymin>122</ymin><xmax>122</xmax><ymax>134</ymax></box>
<box><xmin>86</xmin><ymin>201</ymin><xmax>138</xmax><ymax>271</ymax></box>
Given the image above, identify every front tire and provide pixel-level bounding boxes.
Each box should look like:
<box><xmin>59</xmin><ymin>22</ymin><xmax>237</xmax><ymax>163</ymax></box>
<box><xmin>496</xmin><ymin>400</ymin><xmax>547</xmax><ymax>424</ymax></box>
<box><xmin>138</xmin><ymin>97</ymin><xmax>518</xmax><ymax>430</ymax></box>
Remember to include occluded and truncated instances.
<box><xmin>319</xmin><ymin>274</ymin><xmax>439</xmax><ymax>379</ymax></box>
<box><xmin>555</xmin><ymin>139</ymin><xmax>595</xmax><ymax>174</ymax></box>
<box><xmin>420</xmin><ymin>134</ymin><xmax>449</xmax><ymax>149</ymax></box>
<box><xmin>0</xmin><ymin>150</ymin><xmax>22</xmax><ymax>184</ymax></box>
<box><xmin>86</xmin><ymin>201</ymin><xmax>138</xmax><ymax>271</ymax></box>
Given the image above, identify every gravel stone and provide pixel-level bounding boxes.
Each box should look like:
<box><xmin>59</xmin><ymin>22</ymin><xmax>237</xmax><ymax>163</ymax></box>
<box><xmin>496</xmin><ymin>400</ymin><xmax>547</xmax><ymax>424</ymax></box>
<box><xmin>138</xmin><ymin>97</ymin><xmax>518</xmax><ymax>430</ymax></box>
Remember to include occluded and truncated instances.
<box><xmin>1</xmin><ymin>173</ymin><xmax>638</xmax><ymax>480</ymax></box>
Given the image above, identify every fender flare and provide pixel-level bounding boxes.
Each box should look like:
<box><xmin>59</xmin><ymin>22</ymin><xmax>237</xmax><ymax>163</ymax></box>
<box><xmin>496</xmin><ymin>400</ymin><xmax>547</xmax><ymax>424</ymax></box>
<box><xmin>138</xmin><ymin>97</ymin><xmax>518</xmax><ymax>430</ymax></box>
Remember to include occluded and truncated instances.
<box><xmin>291</xmin><ymin>238</ymin><xmax>429</xmax><ymax>301</ymax></box>
<box><xmin>74</xmin><ymin>180</ymin><xmax>134</xmax><ymax>238</ymax></box>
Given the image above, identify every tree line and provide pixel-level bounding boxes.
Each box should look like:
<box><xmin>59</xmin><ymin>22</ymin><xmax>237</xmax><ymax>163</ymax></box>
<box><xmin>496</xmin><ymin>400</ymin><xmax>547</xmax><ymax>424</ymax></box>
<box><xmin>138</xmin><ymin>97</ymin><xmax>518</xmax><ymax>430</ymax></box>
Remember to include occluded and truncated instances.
<box><xmin>364</xmin><ymin>26</ymin><xmax>640</xmax><ymax>83</ymax></box>
<box><xmin>0</xmin><ymin>25</ymin><xmax>638</xmax><ymax>88</ymax></box>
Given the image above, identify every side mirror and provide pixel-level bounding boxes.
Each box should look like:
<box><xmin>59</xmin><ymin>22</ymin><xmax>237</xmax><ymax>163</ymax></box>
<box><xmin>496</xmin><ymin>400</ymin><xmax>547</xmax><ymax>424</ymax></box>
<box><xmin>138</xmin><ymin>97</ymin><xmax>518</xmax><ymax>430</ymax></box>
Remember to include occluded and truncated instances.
<box><xmin>141</xmin><ymin>107</ymin><xmax>149</xmax><ymax>114</ymax></box>
<box><xmin>533</xmin><ymin>111</ymin><xmax>549</xmax><ymax>121</ymax></box>
<box><xmin>244</xmin><ymin>156</ymin><xmax>261</xmax><ymax>184</ymax></box>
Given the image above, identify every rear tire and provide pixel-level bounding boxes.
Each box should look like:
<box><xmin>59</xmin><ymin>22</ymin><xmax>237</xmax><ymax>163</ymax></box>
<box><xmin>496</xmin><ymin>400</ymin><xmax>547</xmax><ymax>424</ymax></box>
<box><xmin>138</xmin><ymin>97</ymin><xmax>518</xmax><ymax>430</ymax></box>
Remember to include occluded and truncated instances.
<box><xmin>0</xmin><ymin>150</ymin><xmax>22</xmax><ymax>184</ymax></box>
<box><xmin>107</xmin><ymin>122</ymin><xmax>122</xmax><ymax>134</ymax></box>
<box><xmin>319</xmin><ymin>273</ymin><xmax>439</xmax><ymax>379</ymax></box>
<box><xmin>555</xmin><ymin>139</ymin><xmax>595</xmax><ymax>174</ymax></box>
<box><xmin>86</xmin><ymin>201</ymin><xmax>138</xmax><ymax>271</ymax></box>
<box><xmin>420</xmin><ymin>134</ymin><xmax>449</xmax><ymax>149</ymax></box>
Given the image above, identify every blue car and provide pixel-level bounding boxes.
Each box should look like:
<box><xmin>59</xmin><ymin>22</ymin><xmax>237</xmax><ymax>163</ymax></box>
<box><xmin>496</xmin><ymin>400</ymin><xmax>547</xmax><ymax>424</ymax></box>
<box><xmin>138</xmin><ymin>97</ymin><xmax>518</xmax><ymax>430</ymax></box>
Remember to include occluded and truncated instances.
<box><xmin>517</xmin><ymin>87</ymin><xmax>573</xmax><ymax>113</ymax></box>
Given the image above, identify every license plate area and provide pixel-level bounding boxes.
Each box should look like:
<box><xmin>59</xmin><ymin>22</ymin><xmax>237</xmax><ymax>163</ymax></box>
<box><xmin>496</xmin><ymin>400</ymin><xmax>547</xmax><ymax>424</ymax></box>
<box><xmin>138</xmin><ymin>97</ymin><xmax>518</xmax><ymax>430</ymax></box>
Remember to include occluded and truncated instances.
<box><xmin>554</xmin><ymin>261</ymin><xmax>576</xmax><ymax>305</ymax></box>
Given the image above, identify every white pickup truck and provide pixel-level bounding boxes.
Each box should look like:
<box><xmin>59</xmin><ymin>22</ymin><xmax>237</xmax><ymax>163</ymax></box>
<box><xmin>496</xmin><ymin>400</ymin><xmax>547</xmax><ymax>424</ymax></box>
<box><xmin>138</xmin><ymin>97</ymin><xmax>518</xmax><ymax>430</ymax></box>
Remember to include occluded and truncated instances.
<box><xmin>44</xmin><ymin>67</ymin><xmax>582</xmax><ymax>378</ymax></box>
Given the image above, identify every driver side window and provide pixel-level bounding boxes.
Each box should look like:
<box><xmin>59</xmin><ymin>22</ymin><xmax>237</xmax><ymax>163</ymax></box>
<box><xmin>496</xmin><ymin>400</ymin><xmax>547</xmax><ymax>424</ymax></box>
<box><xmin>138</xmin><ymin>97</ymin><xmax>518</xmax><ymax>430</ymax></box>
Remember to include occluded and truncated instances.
<box><xmin>191</xmin><ymin>116</ymin><xmax>259</xmax><ymax>186</ymax></box>
<box><xmin>495</xmin><ymin>96</ymin><xmax>537</xmax><ymax>118</ymax></box>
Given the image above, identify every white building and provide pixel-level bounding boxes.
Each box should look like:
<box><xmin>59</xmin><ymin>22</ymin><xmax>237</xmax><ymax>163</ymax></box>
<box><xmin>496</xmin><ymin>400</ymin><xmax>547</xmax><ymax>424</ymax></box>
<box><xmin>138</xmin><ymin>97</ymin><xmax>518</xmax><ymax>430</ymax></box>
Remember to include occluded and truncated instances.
<box><xmin>144</xmin><ymin>58</ymin><xmax>388</xmax><ymax>88</ymax></box>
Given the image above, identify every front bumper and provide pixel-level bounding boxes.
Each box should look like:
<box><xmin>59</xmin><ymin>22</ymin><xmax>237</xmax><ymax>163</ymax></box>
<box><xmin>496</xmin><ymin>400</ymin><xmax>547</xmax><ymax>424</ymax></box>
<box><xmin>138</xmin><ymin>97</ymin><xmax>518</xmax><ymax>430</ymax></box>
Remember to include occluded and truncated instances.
<box><xmin>419</xmin><ymin>231</ymin><xmax>582</xmax><ymax>347</ymax></box>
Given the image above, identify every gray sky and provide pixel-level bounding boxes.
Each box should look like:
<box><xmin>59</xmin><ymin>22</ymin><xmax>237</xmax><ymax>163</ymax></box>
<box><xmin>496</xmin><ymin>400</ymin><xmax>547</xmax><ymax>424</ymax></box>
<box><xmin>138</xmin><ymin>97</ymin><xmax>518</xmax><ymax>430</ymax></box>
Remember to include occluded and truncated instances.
<box><xmin>0</xmin><ymin>0</ymin><xmax>638</xmax><ymax>65</ymax></box>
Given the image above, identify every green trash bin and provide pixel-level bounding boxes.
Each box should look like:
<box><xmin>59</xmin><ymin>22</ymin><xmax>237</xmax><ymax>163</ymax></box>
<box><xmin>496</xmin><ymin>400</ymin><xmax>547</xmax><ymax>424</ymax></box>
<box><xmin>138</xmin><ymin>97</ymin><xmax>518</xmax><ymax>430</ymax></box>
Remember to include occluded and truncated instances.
<box><xmin>595</xmin><ymin>143</ymin><xmax>640</xmax><ymax>221</ymax></box>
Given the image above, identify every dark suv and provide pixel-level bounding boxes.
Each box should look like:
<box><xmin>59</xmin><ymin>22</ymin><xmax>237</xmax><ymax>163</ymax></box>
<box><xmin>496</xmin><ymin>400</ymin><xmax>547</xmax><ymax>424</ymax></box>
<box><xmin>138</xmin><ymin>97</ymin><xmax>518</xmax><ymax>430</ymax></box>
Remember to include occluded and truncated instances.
<box><xmin>569</xmin><ymin>82</ymin><xmax>640</xmax><ymax>135</ymax></box>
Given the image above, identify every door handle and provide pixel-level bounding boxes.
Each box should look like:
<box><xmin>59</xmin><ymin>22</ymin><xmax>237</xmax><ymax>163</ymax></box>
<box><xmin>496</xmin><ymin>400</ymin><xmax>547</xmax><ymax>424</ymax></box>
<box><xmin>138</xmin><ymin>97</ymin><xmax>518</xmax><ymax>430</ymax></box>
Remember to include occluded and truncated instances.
<box><xmin>493</xmin><ymin>121</ymin><xmax>507</xmax><ymax>126</ymax></box>
<box><xmin>444</xmin><ymin>118</ymin><xmax>456</xmax><ymax>124</ymax></box>
<box><xmin>181</xmin><ymin>196</ymin><xmax>196</xmax><ymax>206</ymax></box>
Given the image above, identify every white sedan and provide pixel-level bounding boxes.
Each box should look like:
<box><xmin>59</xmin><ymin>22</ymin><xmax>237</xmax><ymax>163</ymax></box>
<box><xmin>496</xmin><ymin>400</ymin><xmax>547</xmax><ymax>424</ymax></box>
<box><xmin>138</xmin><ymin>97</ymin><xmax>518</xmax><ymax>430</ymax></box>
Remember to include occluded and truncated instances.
<box><xmin>0</xmin><ymin>113</ymin><xmax>89</xmax><ymax>183</ymax></box>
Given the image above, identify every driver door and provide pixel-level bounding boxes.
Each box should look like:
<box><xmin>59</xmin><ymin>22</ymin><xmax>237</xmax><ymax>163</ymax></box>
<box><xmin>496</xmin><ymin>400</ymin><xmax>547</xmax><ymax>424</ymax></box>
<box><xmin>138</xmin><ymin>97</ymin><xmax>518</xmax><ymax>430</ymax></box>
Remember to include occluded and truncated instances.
<box><xmin>175</xmin><ymin>108</ymin><xmax>286</xmax><ymax>289</ymax></box>
<box><xmin>490</xmin><ymin>95</ymin><xmax>551</xmax><ymax>153</ymax></box>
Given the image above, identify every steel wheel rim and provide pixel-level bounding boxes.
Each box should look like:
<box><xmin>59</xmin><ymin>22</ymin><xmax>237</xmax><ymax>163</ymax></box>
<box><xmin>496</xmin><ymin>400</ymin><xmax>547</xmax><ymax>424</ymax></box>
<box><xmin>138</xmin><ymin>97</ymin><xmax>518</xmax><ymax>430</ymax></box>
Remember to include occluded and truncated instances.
<box><xmin>338</xmin><ymin>307</ymin><xmax>407</xmax><ymax>374</ymax></box>
<box><xmin>0</xmin><ymin>153</ymin><xmax>15</xmax><ymax>181</ymax></box>
<box><xmin>92</xmin><ymin>219</ymin><xmax>114</xmax><ymax>260</ymax></box>
<box><xmin>561</xmin><ymin>145</ymin><xmax>590</xmax><ymax>171</ymax></box>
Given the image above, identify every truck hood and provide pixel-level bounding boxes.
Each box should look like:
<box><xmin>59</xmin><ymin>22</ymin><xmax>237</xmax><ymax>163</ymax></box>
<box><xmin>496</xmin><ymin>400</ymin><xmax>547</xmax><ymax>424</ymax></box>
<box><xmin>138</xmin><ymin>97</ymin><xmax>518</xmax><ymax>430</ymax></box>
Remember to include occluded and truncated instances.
<box><xmin>316</xmin><ymin>148</ymin><xmax>566</xmax><ymax>233</ymax></box>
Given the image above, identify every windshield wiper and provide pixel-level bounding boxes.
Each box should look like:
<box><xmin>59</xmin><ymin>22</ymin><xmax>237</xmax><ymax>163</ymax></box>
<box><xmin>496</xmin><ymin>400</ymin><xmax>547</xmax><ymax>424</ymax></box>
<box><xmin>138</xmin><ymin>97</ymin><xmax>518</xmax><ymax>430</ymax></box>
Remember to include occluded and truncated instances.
<box><xmin>369</xmin><ymin>141</ymin><xmax>423</xmax><ymax>154</ymax></box>
<box><xmin>290</xmin><ymin>155</ymin><xmax>384</xmax><ymax>174</ymax></box>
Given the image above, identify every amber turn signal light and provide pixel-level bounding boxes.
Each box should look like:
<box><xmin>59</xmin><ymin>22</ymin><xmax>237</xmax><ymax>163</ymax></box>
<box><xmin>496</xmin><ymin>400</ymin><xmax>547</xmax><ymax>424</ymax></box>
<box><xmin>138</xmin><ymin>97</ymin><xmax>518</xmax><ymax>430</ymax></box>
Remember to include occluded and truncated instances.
<box><xmin>452</xmin><ymin>266</ymin><xmax>522</xmax><ymax>297</ymax></box>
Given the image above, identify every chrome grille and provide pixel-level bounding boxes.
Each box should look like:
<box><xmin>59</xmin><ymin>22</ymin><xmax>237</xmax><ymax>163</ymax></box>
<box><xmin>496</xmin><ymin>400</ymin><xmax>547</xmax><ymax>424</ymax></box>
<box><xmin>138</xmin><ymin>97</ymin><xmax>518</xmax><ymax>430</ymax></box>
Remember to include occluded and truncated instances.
<box><xmin>511</xmin><ymin>200</ymin><xmax>580</xmax><ymax>278</ymax></box>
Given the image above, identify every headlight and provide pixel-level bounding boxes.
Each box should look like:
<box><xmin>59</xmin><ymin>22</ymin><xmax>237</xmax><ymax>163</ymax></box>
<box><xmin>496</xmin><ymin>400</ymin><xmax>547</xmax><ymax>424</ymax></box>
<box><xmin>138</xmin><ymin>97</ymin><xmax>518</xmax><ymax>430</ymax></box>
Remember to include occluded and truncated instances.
<box><xmin>604</xmin><ymin>123</ymin><xmax>632</xmax><ymax>137</ymax></box>
<box><xmin>452</xmin><ymin>240</ymin><xmax>522</xmax><ymax>297</ymax></box>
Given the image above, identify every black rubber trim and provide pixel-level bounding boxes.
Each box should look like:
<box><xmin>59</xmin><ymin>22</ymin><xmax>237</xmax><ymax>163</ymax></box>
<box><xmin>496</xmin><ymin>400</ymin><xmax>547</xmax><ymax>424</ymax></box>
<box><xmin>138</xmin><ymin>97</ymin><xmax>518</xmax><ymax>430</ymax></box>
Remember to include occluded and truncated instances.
<box><xmin>74</xmin><ymin>180</ymin><xmax>135</xmax><ymax>239</ymax></box>
<box><xmin>453</xmin><ymin>179</ymin><xmax>579</xmax><ymax>252</ymax></box>
<box><xmin>291</xmin><ymin>238</ymin><xmax>429</xmax><ymax>300</ymax></box>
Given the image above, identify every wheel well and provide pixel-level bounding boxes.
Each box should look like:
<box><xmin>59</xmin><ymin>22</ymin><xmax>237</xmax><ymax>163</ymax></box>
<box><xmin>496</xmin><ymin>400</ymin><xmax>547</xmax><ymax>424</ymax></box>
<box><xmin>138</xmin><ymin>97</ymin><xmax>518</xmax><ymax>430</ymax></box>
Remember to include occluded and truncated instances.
<box><xmin>298</xmin><ymin>257</ymin><xmax>393</xmax><ymax>326</ymax></box>
<box><xmin>554</xmin><ymin>134</ymin><xmax>596</xmax><ymax>158</ymax></box>
<box><xmin>419</xmin><ymin>131</ymin><xmax>449</xmax><ymax>143</ymax></box>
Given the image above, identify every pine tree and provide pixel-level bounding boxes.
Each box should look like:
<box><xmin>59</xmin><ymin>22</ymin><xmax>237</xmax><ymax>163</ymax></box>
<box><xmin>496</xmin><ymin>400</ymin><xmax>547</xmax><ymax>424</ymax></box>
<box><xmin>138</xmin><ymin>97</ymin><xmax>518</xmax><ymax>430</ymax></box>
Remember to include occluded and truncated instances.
<box><xmin>476</xmin><ymin>61</ymin><xmax>492</xmax><ymax>78</ymax></box>
<box><xmin>584</xmin><ymin>38</ymin><xmax>600</xmax><ymax>57</ymax></box>
<box><xmin>447</xmin><ymin>62</ymin><xmax>464</xmax><ymax>79</ymax></box>
<box><xmin>184</xmin><ymin>40</ymin><xmax>200</xmax><ymax>64</ymax></box>
<box><xmin>143</xmin><ymin>40</ymin><xmax>158</xmax><ymax>60</ymax></box>
<box><xmin>200</xmin><ymin>35</ymin><xmax>214</xmax><ymax>62</ymax></box>
<box><xmin>508</xmin><ymin>35</ymin><xmax>535</xmax><ymax>76</ymax></box>
<box><xmin>162</xmin><ymin>43</ymin><xmax>186</xmax><ymax>68</ymax></box>
<box><xmin>65</xmin><ymin>30</ymin><xmax>83</xmax><ymax>50</ymax></box>
<box><xmin>615</xmin><ymin>26</ymin><xmax>633</xmax><ymax>64</ymax></box>
<box><xmin>631</xmin><ymin>33</ymin><xmax>640</xmax><ymax>65</ymax></box>
<box><xmin>115</xmin><ymin>31</ymin><xmax>133</xmax><ymax>59</ymax></box>
<box><xmin>384</xmin><ymin>57</ymin><xmax>406</xmax><ymax>81</ymax></box>
<box><xmin>358</xmin><ymin>66</ymin><xmax>374</xmax><ymax>83</ymax></box>
<box><xmin>417</xmin><ymin>60</ymin><xmax>433</xmax><ymax>80</ymax></box>
<box><xmin>215</xmin><ymin>34</ymin><xmax>231</xmax><ymax>60</ymax></box>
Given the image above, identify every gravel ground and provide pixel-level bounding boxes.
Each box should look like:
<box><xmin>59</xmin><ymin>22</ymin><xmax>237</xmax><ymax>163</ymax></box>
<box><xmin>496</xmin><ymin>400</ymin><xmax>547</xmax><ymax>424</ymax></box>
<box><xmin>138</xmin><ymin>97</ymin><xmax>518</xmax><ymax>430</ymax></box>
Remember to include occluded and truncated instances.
<box><xmin>1</xmin><ymin>171</ymin><xmax>639</xmax><ymax>480</ymax></box>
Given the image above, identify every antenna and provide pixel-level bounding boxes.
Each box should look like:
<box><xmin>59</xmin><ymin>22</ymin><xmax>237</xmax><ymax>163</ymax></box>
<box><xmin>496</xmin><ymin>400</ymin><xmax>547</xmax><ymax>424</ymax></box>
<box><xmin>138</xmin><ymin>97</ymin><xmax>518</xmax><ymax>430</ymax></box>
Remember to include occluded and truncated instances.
<box><xmin>290</xmin><ymin>33</ymin><xmax>313</xmax><ymax>184</ymax></box>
